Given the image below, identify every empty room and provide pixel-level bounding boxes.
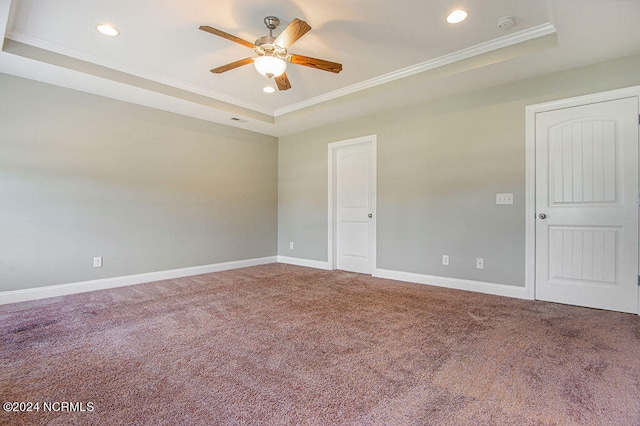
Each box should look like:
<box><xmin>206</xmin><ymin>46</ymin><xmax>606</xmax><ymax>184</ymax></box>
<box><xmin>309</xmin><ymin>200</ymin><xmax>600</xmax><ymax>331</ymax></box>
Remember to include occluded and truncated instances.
<box><xmin>1</xmin><ymin>0</ymin><xmax>640</xmax><ymax>424</ymax></box>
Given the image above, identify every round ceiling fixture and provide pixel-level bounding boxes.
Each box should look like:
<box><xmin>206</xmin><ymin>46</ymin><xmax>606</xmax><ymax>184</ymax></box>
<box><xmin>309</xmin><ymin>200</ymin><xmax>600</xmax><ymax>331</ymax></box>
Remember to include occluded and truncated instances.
<box><xmin>96</xmin><ymin>24</ymin><xmax>119</xmax><ymax>36</ymax></box>
<box><xmin>497</xmin><ymin>16</ymin><xmax>515</xmax><ymax>30</ymax></box>
<box><xmin>447</xmin><ymin>10</ymin><xmax>468</xmax><ymax>24</ymax></box>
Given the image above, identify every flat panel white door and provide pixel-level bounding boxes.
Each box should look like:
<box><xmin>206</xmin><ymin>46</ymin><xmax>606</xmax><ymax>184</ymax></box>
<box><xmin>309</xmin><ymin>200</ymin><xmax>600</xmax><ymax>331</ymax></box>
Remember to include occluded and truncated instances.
<box><xmin>336</xmin><ymin>142</ymin><xmax>374</xmax><ymax>274</ymax></box>
<box><xmin>535</xmin><ymin>97</ymin><xmax>639</xmax><ymax>313</ymax></box>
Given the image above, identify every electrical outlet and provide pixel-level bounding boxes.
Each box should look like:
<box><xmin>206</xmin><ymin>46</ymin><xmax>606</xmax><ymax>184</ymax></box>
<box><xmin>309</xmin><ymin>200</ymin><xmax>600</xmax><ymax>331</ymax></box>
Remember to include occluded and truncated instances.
<box><xmin>442</xmin><ymin>255</ymin><xmax>449</xmax><ymax>266</ymax></box>
<box><xmin>476</xmin><ymin>258</ymin><xmax>484</xmax><ymax>269</ymax></box>
<box><xmin>289</xmin><ymin>242</ymin><xmax>294</xmax><ymax>250</ymax></box>
<box><xmin>496</xmin><ymin>193</ymin><xmax>513</xmax><ymax>204</ymax></box>
<box><xmin>93</xmin><ymin>257</ymin><xmax>103</xmax><ymax>268</ymax></box>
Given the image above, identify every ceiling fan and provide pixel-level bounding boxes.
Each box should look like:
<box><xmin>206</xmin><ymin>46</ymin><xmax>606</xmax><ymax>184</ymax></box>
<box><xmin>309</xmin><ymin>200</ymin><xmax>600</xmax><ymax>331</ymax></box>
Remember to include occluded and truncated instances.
<box><xmin>199</xmin><ymin>16</ymin><xmax>342</xmax><ymax>92</ymax></box>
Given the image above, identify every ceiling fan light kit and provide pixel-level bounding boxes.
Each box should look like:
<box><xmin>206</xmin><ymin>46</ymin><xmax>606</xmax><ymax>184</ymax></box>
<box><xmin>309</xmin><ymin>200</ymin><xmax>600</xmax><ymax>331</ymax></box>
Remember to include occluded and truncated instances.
<box><xmin>263</xmin><ymin>78</ymin><xmax>277</xmax><ymax>93</ymax></box>
<box><xmin>254</xmin><ymin>55</ymin><xmax>287</xmax><ymax>77</ymax></box>
<box><xmin>199</xmin><ymin>15</ymin><xmax>342</xmax><ymax>92</ymax></box>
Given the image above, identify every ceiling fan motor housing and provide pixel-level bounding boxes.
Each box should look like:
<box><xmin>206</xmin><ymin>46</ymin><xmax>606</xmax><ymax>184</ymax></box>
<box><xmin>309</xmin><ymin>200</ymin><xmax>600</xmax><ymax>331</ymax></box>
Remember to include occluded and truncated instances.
<box><xmin>255</xmin><ymin>36</ymin><xmax>288</xmax><ymax>59</ymax></box>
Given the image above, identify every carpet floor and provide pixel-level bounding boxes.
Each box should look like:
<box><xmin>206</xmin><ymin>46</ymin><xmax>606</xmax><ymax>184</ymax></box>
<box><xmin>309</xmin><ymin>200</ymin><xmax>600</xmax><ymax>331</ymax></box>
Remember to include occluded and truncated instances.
<box><xmin>1</xmin><ymin>263</ymin><xmax>639</xmax><ymax>425</ymax></box>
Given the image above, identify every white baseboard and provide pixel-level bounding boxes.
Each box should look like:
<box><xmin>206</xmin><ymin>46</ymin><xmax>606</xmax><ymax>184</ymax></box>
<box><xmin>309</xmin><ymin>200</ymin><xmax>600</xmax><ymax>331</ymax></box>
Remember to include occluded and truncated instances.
<box><xmin>275</xmin><ymin>259</ymin><xmax>527</xmax><ymax>300</ymax></box>
<box><xmin>0</xmin><ymin>257</ymin><xmax>529</xmax><ymax>306</ymax></box>
<box><xmin>374</xmin><ymin>268</ymin><xmax>529</xmax><ymax>300</ymax></box>
<box><xmin>277</xmin><ymin>256</ymin><xmax>331</xmax><ymax>270</ymax></box>
<box><xmin>0</xmin><ymin>256</ymin><xmax>277</xmax><ymax>305</ymax></box>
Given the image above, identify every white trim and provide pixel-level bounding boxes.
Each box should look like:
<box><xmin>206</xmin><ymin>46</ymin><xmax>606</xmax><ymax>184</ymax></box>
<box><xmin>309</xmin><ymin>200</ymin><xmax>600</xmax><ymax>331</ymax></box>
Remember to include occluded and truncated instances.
<box><xmin>525</xmin><ymin>102</ymin><xmax>537</xmax><ymax>301</ymax></box>
<box><xmin>525</xmin><ymin>85</ymin><xmax>640</xmax><ymax>312</ymax></box>
<box><xmin>274</xmin><ymin>22</ymin><xmax>556</xmax><ymax>116</ymax></box>
<box><xmin>374</xmin><ymin>268</ymin><xmax>528</xmax><ymax>300</ymax></box>
<box><xmin>5</xmin><ymin>31</ymin><xmax>274</xmax><ymax>116</ymax></box>
<box><xmin>526</xmin><ymin>86</ymin><xmax>640</xmax><ymax>115</ymax></box>
<box><xmin>0</xmin><ymin>51</ymin><xmax>280</xmax><ymax>136</ymax></box>
<box><xmin>4</xmin><ymin>18</ymin><xmax>555</xmax><ymax>121</ymax></box>
<box><xmin>0</xmin><ymin>0</ymin><xmax>10</xmax><ymax>50</ymax></box>
<box><xmin>328</xmin><ymin>135</ymin><xmax>377</xmax><ymax>272</ymax></box>
<box><xmin>276</xmin><ymin>256</ymin><xmax>331</xmax><ymax>270</ymax></box>
<box><xmin>0</xmin><ymin>256</ymin><xmax>276</xmax><ymax>305</ymax></box>
<box><xmin>0</xmin><ymin>0</ymin><xmax>556</xmax><ymax>137</ymax></box>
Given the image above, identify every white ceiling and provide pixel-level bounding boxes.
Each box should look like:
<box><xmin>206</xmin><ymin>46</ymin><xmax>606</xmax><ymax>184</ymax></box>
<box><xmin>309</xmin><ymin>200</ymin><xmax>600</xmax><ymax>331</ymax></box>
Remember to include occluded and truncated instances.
<box><xmin>1</xmin><ymin>0</ymin><xmax>640</xmax><ymax>136</ymax></box>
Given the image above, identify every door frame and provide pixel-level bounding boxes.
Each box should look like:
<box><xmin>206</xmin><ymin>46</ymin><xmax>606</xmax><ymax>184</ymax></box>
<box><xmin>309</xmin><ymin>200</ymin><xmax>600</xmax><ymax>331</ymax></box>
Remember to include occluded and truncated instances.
<box><xmin>524</xmin><ymin>85</ymin><xmax>640</xmax><ymax>312</ymax></box>
<box><xmin>327</xmin><ymin>134</ymin><xmax>377</xmax><ymax>272</ymax></box>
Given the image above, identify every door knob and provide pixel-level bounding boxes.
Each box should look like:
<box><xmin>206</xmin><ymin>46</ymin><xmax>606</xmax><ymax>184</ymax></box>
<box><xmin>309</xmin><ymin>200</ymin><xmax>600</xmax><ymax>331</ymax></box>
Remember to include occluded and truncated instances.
<box><xmin>368</xmin><ymin>213</ymin><xmax>373</xmax><ymax>218</ymax></box>
<box><xmin>538</xmin><ymin>213</ymin><xmax>547</xmax><ymax>219</ymax></box>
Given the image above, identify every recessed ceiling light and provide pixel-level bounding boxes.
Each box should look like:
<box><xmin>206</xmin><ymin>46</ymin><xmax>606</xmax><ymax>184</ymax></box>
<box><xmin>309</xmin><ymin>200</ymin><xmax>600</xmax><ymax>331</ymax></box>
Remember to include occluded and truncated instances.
<box><xmin>96</xmin><ymin>24</ymin><xmax>119</xmax><ymax>37</ymax></box>
<box><xmin>447</xmin><ymin>10</ymin><xmax>468</xmax><ymax>24</ymax></box>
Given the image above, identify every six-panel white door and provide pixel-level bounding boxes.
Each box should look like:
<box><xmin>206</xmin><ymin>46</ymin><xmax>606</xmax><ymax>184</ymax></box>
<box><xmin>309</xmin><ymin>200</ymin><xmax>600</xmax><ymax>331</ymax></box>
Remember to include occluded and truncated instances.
<box><xmin>336</xmin><ymin>142</ymin><xmax>375</xmax><ymax>274</ymax></box>
<box><xmin>535</xmin><ymin>97</ymin><xmax>639</xmax><ymax>313</ymax></box>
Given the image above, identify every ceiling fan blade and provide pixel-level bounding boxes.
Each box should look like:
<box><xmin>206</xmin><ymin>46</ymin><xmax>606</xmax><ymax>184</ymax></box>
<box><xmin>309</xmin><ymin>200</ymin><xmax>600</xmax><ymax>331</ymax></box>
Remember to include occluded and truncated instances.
<box><xmin>275</xmin><ymin>73</ymin><xmax>292</xmax><ymax>91</ymax></box>
<box><xmin>289</xmin><ymin>54</ymin><xmax>342</xmax><ymax>73</ymax></box>
<box><xmin>210</xmin><ymin>58</ymin><xmax>254</xmax><ymax>74</ymax></box>
<box><xmin>274</xmin><ymin>18</ymin><xmax>311</xmax><ymax>49</ymax></box>
<box><xmin>199</xmin><ymin>25</ymin><xmax>255</xmax><ymax>49</ymax></box>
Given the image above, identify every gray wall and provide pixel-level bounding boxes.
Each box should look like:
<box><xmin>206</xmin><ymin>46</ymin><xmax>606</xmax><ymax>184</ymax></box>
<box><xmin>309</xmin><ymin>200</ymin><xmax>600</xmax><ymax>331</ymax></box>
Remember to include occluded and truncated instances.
<box><xmin>1</xmin><ymin>73</ymin><xmax>278</xmax><ymax>291</ymax></box>
<box><xmin>4</xmin><ymin>53</ymin><xmax>640</xmax><ymax>293</ymax></box>
<box><xmin>278</xmin><ymin>54</ymin><xmax>640</xmax><ymax>287</ymax></box>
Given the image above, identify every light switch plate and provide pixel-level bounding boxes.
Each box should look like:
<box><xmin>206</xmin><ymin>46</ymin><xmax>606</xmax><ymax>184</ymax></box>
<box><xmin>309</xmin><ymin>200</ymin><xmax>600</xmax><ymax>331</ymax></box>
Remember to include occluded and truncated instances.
<box><xmin>496</xmin><ymin>193</ymin><xmax>513</xmax><ymax>204</ymax></box>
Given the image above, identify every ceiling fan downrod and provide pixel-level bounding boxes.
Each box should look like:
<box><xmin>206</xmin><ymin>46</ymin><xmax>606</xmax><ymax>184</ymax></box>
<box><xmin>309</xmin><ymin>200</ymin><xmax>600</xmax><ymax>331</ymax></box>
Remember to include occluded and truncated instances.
<box><xmin>263</xmin><ymin>16</ymin><xmax>280</xmax><ymax>37</ymax></box>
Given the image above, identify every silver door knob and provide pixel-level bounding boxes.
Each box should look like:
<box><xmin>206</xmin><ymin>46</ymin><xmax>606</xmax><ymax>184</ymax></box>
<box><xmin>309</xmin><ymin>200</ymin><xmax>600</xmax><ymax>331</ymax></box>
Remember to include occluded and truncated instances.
<box><xmin>368</xmin><ymin>213</ymin><xmax>373</xmax><ymax>218</ymax></box>
<box><xmin>538</xmin><ymin>213</ymin><xmax>547</xmax><ymax>219</ymax></box>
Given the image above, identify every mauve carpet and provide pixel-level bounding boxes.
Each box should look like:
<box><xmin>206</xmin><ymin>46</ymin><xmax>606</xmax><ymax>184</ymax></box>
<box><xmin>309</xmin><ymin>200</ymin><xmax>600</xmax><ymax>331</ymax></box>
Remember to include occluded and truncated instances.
<box><xmin>1</xmin><ymin>264</ymin><xmax>639</xmax><ymax>425</ymax></box>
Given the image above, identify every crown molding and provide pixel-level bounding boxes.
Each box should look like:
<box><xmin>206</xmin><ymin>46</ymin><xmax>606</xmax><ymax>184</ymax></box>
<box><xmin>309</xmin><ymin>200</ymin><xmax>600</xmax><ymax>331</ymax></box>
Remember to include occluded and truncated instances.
<box><xmin>274</xmin><ymin>22</ymin><xmax>557</xmax><ymax>117</ymax></box>
<box><xmin>5</xmin><ymin>29</ymin><xmax>275</xmax><ymax>116</ymax></box>
<box><xmin>5</xmin><ymin>21</ymin><xmax>557</xmax><ymax>123</ymax></box>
